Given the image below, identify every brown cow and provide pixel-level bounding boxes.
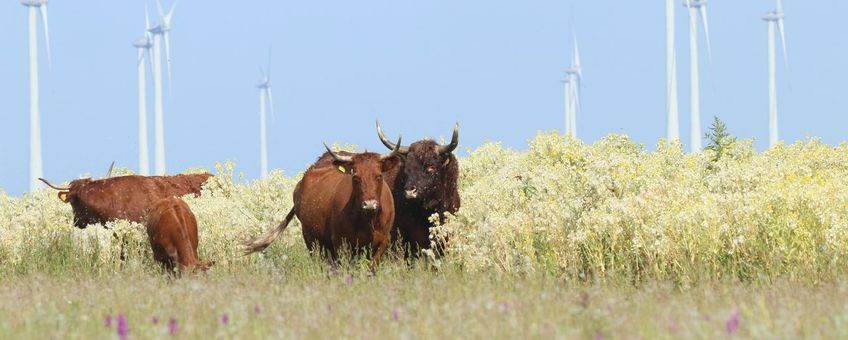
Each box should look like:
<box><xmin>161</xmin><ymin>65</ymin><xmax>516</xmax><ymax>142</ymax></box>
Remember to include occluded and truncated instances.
<box><xmin>244</xmin><ymin>141</ymin><xmax>402</xmax><ymax>269</ymax></box>
<box><xmin>39</xmin><ymin>173</ymin><xmax>213</xmax><ymax>229</ymax></box>
<box><xmin>145</xmin><ymin>197</ymin><xmax>214</xmax><ymax>274</ymax></box>
<box><xmin>375</xmin><ymin>121</ymin><xmax>461</xmax><ymax>257</ymax></box>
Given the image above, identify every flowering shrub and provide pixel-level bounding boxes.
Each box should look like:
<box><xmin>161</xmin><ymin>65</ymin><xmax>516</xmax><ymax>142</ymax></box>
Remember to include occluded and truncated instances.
<box><xmin>1</xmin><ymin>133</ymin><xmax>847</xmax><ymax>283</ymax></box>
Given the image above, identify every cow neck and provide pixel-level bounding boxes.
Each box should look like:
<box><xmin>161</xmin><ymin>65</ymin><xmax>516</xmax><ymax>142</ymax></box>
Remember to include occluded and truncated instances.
<box><xmin>400</xmin><ymin>198</ymin><xmax>438</xmax><ymax>228</ymax></box>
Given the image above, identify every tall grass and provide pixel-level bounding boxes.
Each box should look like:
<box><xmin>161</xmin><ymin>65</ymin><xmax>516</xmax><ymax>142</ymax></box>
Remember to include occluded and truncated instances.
<box><xmin>1</xmin><ymin>133</ymin><xmax>847</xmax><ymax>284</ymax></box>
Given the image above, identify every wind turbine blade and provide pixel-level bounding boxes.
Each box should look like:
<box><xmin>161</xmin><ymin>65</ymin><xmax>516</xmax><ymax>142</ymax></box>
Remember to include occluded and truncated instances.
<box><xmin>137</xmin><ymin>47</ymin><xmax>145</xmax><ymax>65</ymax></box>
<box><xmin>145</xmin><ymin>47</ymin><xmax>154</xmax><ymax>80</ymax></box>
<box><xmin>166</xmin><ymin>3</ymin><xmax>177</xmax><ymax>23</ymax></box>
<box><xmin>699</xmin><ymin>6</ymin><xmax>712</xmax><ymax>62</ymax></box>
<box><xmin>39</xmin><ymin>4</ymin><xmax>51</xmax><ymax>67</ymax></box>
<box><xmin>777</xmin><ymin>0</ymin><xmax>784</xmax><ymax>13</ymax></box>
<box><xmin>778</xmin><ymin>19</ymin><xmax>788</xmax><ymax>69</ymax></box>
<box><xmin>573</xmin><ymin>37</ymin><xmax>582</xmax><ymax>79</ymax></box>
<box><xmin>267</xmin><ymin>47</ymin><xmax>272</xmax><ymax>79</ymax></box>
<box><xmin>155</xmin><ymin>0</ymin><xmax>165</xmax><ymax>20</ymax></box>
<box><xmin>574</xmin><ymin>78</ymin><xmax>582</xmax><ymax>113</ymax></box>
<box><xmin>164</xmin><ymin>32</ymin><xmax>172</xmax><ymax>88</ymax></box>
<box><xmin>267</xmin><ymin>88</ymin><xmax>276</xmax><ymax>123</ymax></box>
<box><xmin>145</xmin><ymin>3</ymin><xmax>151</xmax><ymax>31</ymax></box>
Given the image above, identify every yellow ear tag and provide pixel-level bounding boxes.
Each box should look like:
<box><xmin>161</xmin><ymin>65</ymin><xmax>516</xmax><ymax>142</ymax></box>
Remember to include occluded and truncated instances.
<box><xmin>338</xmin><ymin>165</ymin><xmax>347</xmax><ymax>173</ymax></box>
<box><xmin>58</xmin><ymin>192</ymin><xmax>69</xmax><ymax>203</ymax></box>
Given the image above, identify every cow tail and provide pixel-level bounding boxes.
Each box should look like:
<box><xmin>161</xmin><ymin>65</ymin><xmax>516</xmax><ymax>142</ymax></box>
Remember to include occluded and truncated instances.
<box><xmin>242</xmin><ymin>207</ymin><xmax>296</xmax><ymax>256</ymax></box>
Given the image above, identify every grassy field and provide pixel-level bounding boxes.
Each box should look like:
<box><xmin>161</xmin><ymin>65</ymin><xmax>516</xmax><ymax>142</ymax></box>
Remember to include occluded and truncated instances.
<box><xmin>2</xmin><ymin>263</ymin><xmax>848</xmax><ymax>339</ymax></box>
<box><xmin>3</xmin><ymin>133</ymin><xmax>848</xmax><ymax>338</ymax></box>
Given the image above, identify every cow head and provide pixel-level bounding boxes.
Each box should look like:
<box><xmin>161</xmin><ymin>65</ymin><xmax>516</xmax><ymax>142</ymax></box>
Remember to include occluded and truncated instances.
<box><xmin>39</xmin><ymin>177</ymin><xmax>99</xmax><ymax>229</ymax></box>
<box><xmin>377</xmin><ymin>121</ymin><xmax>461</xmax><ymax>212</ymax></box>
<box><xmin>324</xmin><ymin>138</ymin><xmax>402</xmax><ymax>213</ymax></box>
<box><xmin>39</xmin><ymin>163</ymin><xmax>117</xmax><ymax>229</ymax></box>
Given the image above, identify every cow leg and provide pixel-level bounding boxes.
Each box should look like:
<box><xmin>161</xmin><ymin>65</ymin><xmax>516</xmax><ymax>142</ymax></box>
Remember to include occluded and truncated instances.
<box><xmin>369</xmin><ymin>233</ymin><xmax>390</xmax><ymax>273</ymax></box>
<box><xmin>167</xmin><ymin>247</ymin><xmax>182</xmax><ymax>277</ymax></box>
<box><xmin>152</xmin><ymin>247</ymin><xmax>177</xmax><ymax>276</ymax></box>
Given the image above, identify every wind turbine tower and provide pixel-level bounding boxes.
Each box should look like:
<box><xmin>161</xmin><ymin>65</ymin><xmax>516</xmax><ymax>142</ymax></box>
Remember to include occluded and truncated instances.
<box><xmin>562</xmin><ymin>75</ymin><xmax>572</xmax><ymax>137</ymax></box>
<box><xmin>666</xmin><ymin>0</ymin><xmax>680</xmax><ymax>141</ymax></box>
<box><xmin>148</xmin><ymin>0</ymin><xmax>176</xmax><ymax>175</ymax></box>
<box><xmin>564</xmin><ymin>37</ymin><xmax>582</xmax><ymax>138</ymax></box>
<box><xmin>684</xmin><ymin>0</ymin><xmax>712</xmax><ymax>152</ymax></box>
<box><xmin>21</xmin><ymin>0</ymin><xmax>51</xmax><ymax>192</ymax></box>
<box><xmin>134</xmin><ymin>8</ymin><xmax>153</xmax><ymax>175</ymax></box>
<box><xmin>763</xmin><ymin>0</ymin><xmax>787</xmax><ymax>148</ymax></box>
<box><xmin>257</xmin><ymin>52</ymin><xmax>275</xmax><ymax>179</ymax></box>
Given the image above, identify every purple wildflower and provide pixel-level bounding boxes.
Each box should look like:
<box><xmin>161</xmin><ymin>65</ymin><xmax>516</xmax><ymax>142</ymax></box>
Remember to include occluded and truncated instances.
<box><xmin>221</xmin><ymin>313</ymin><xmax>230</xmax><ymax>325</ymax></box>
<box><xmin>152</xmin><ymin>315</ymin><xmax>159</xmax><ymax>325</ymax></box>
<box><xmin>104</xmin><ymin>315</ymin><xmax>113</xmax><ymax>328</ymax></box>
<box><xmin>116</xmin><ymin>314</ymin><xmax>128</xmax><ymax>340</ymax></box>
<box><xmin>594</xmin><ymin>335</ymin><xmax>604</xmax><ymax>340</ymax></box>
<box><xmin>391</xmin><ymin>310</ymin><xmax>399</xmax><ymax>321</ymax></box>
<box><xmin>344</xmin><ymin>275</ymin><xmax>353</xmax><ymax>285</ymax></box>
<box><xmin>168</xmin><ymin>317</ymin><xmax>178</xmax><ymax>335</ymax></box>
<box><xmin>668</xmin><ymin>318</ymin><xmax>679</xmax><ymax>334</ymax></box>
<box><xmin>725</xmin><ymin>309</ymin><xmax>741</xmax><ymax>335</ymax></box>
<box><xmin>499</xmin><ymin>302</ymin><xmax>509</xmax><ymax>313</ymax></box>
<box><xmin>254</xmin><ymin>304</ymin><xmax>262</xmax><ymax>314</ymax></box>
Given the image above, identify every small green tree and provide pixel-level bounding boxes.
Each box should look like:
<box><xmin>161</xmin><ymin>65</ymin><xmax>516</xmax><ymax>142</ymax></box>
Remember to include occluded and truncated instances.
<box><xmin>704</xmin><ymin>116</ymin><xmax>736</xmax><ymax>161</ymax></box>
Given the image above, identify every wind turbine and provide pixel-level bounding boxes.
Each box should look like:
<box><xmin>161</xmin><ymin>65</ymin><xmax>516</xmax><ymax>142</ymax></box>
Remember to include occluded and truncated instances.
<box><xmin>684</xmin><ymin>0</ymin><xmax>712</xmax><ymax>152</ymax></box>
<box><xmin>564</xmin><ymin>37</ymin><xmax>582</xmax><ymax>138</ymax></box>
<box><xmin>133</xmin><ymin>7</ymin><xmax>153</xmax><ymax>175</ymax></box>
<box><xmin>257</xmin><ymin>50</ymin><xmax>275</xmax><ymax>179</ymax></box>
<box><xmin>21</xmin><ymin>0</ymin><xmax>51</xmax><ymax>192</ymax></box>
<box><xmin>562</xmin><ymin>75</ymin><xmax>572</xmax><ymax>137</ymax></box>
<box><xmin>763</xmin><ymin>0</ymin><xmax>788</xmax><ymax>148</ymax></box>
<box><xmin>148</xmin><ymin>0</ymin><xmax>176</xmax><ymax>175</ymax></box>
<box><xmin>666</xmin><ymin>0</ymin><xmax>680</xmax><ymax>141</ymax></box>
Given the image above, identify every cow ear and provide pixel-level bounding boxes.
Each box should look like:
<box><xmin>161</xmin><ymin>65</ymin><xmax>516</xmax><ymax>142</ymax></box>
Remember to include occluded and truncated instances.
<box><xmin>381</xmin><ymin>156</ymin><xmax>400</xmax><ymax>173</ymax></box>
<box><xmin>58</xmin><ymin>191</ymin><xmax>70</xmax><ymax>203</ymax></box>
<box><xmin>443</xmin><ymin>156</ymin><xmax>451</xmax><ymax>167</ymax></box>
<box><xmin>333</xmin><ymin>161</ymin><xmax>353</xmax><ymax>175</ymax></box>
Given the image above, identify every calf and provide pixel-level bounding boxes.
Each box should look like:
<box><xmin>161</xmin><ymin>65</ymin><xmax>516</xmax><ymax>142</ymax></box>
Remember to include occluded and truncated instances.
<box><xmin>145</xmin><ymin>197</ymin><xmax>213</xmax><ymax>274</ymax></box>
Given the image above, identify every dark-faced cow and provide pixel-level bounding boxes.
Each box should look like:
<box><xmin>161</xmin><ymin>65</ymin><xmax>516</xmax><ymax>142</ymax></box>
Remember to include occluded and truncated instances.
<box><xmin>375</xmin><ymin>122</ymin><xmax>461</xmax><ymax>257</ymax></box>
<box><xmin>244</xmin><ymin>141</ymin><xmax>402</xmax><ymax>270</ymax></box>
<box><xmin>39</xmin><ymin>173</ymin><xmax>213</xmax><ymax>229</ymax></box>
<box><xmin>146</xmin><ymin>197</ymin><xmax>214</xmax><ymax>274</ymax></box>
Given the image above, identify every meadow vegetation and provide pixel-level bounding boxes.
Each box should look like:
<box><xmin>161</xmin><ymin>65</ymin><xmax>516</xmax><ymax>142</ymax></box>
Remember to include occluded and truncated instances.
<box><xmin>2</xmin><ymin>132</ymin><xmax>847</xmax><ymax>338</ymax></box>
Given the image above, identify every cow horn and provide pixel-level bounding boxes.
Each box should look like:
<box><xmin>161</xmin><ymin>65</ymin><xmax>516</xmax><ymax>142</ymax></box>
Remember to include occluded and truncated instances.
<box><xmin>323</xmin><ymin>143</ymin><xmax>353</xmax><ymax>163</ymax></box>
<box><xmin>381</xmin><ymin>135</ymin><xmax>404</xmax><ymax>160</ymax></box>
<box><xmin>38</xmin><ymin>178</ymin><xmax>69</xmax><ymax>191</ymax></box>
<box><xmin>376</xmin><ymin>120</ymin><xmax>409</xmax><ymax>154</ymax></box>
<box><xmin>437</xmin><ymin>122</ymin><xmax>460</xmax><ymax>154</ymax></box>
<box><xmin>106</xmin><ymin>161</ymin><xmax>116</xmax><ymax>179</ymax></box>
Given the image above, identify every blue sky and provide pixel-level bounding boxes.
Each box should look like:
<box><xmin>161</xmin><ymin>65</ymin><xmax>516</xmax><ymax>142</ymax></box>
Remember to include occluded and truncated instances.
<box><xmin>1</xmin><ymin>1</ymin><xmax>846</xmax><ymax>195</ymax></box>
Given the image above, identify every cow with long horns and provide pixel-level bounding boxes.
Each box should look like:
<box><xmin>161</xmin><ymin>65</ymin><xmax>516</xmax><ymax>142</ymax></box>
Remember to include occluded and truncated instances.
<box><xmin>39</xmin><ymin>172</ymin><xmax>213</xmax><ymax>229</ymax></box>
<box><xmin>244</xmin><ymin>140</ymin><xmax>403</xmax><ymax>270</ymax></box>
<box><xmin>375</xmin><ymin>122</ymin><xmax>461</xmax><ymax>257</ymax></box>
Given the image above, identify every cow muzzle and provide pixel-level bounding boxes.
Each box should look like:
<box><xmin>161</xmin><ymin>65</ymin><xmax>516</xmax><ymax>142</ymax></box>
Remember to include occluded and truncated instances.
<box><xmin>362</xmin><ymin>200</ymin><xmax>379</xmax><ymax>212</ymax></box>
<box><xmin>405</xmin><ymin>188</ymin><xmax>419</xmax><ymax>199</ymax></box>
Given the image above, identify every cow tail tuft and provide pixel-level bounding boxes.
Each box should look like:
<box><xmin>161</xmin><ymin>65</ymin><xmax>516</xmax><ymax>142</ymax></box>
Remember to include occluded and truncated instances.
<box><xmin>242</xmin><ymin>207</ymin><xmax>296</xmax><ymax>256</ymax></box>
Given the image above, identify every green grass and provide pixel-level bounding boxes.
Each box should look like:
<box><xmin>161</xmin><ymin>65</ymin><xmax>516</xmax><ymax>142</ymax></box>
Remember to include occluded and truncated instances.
<box><xmin>1</xmin><ymin>255</ymin><xmax>847</xmax><ymax>339</ymax></box>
